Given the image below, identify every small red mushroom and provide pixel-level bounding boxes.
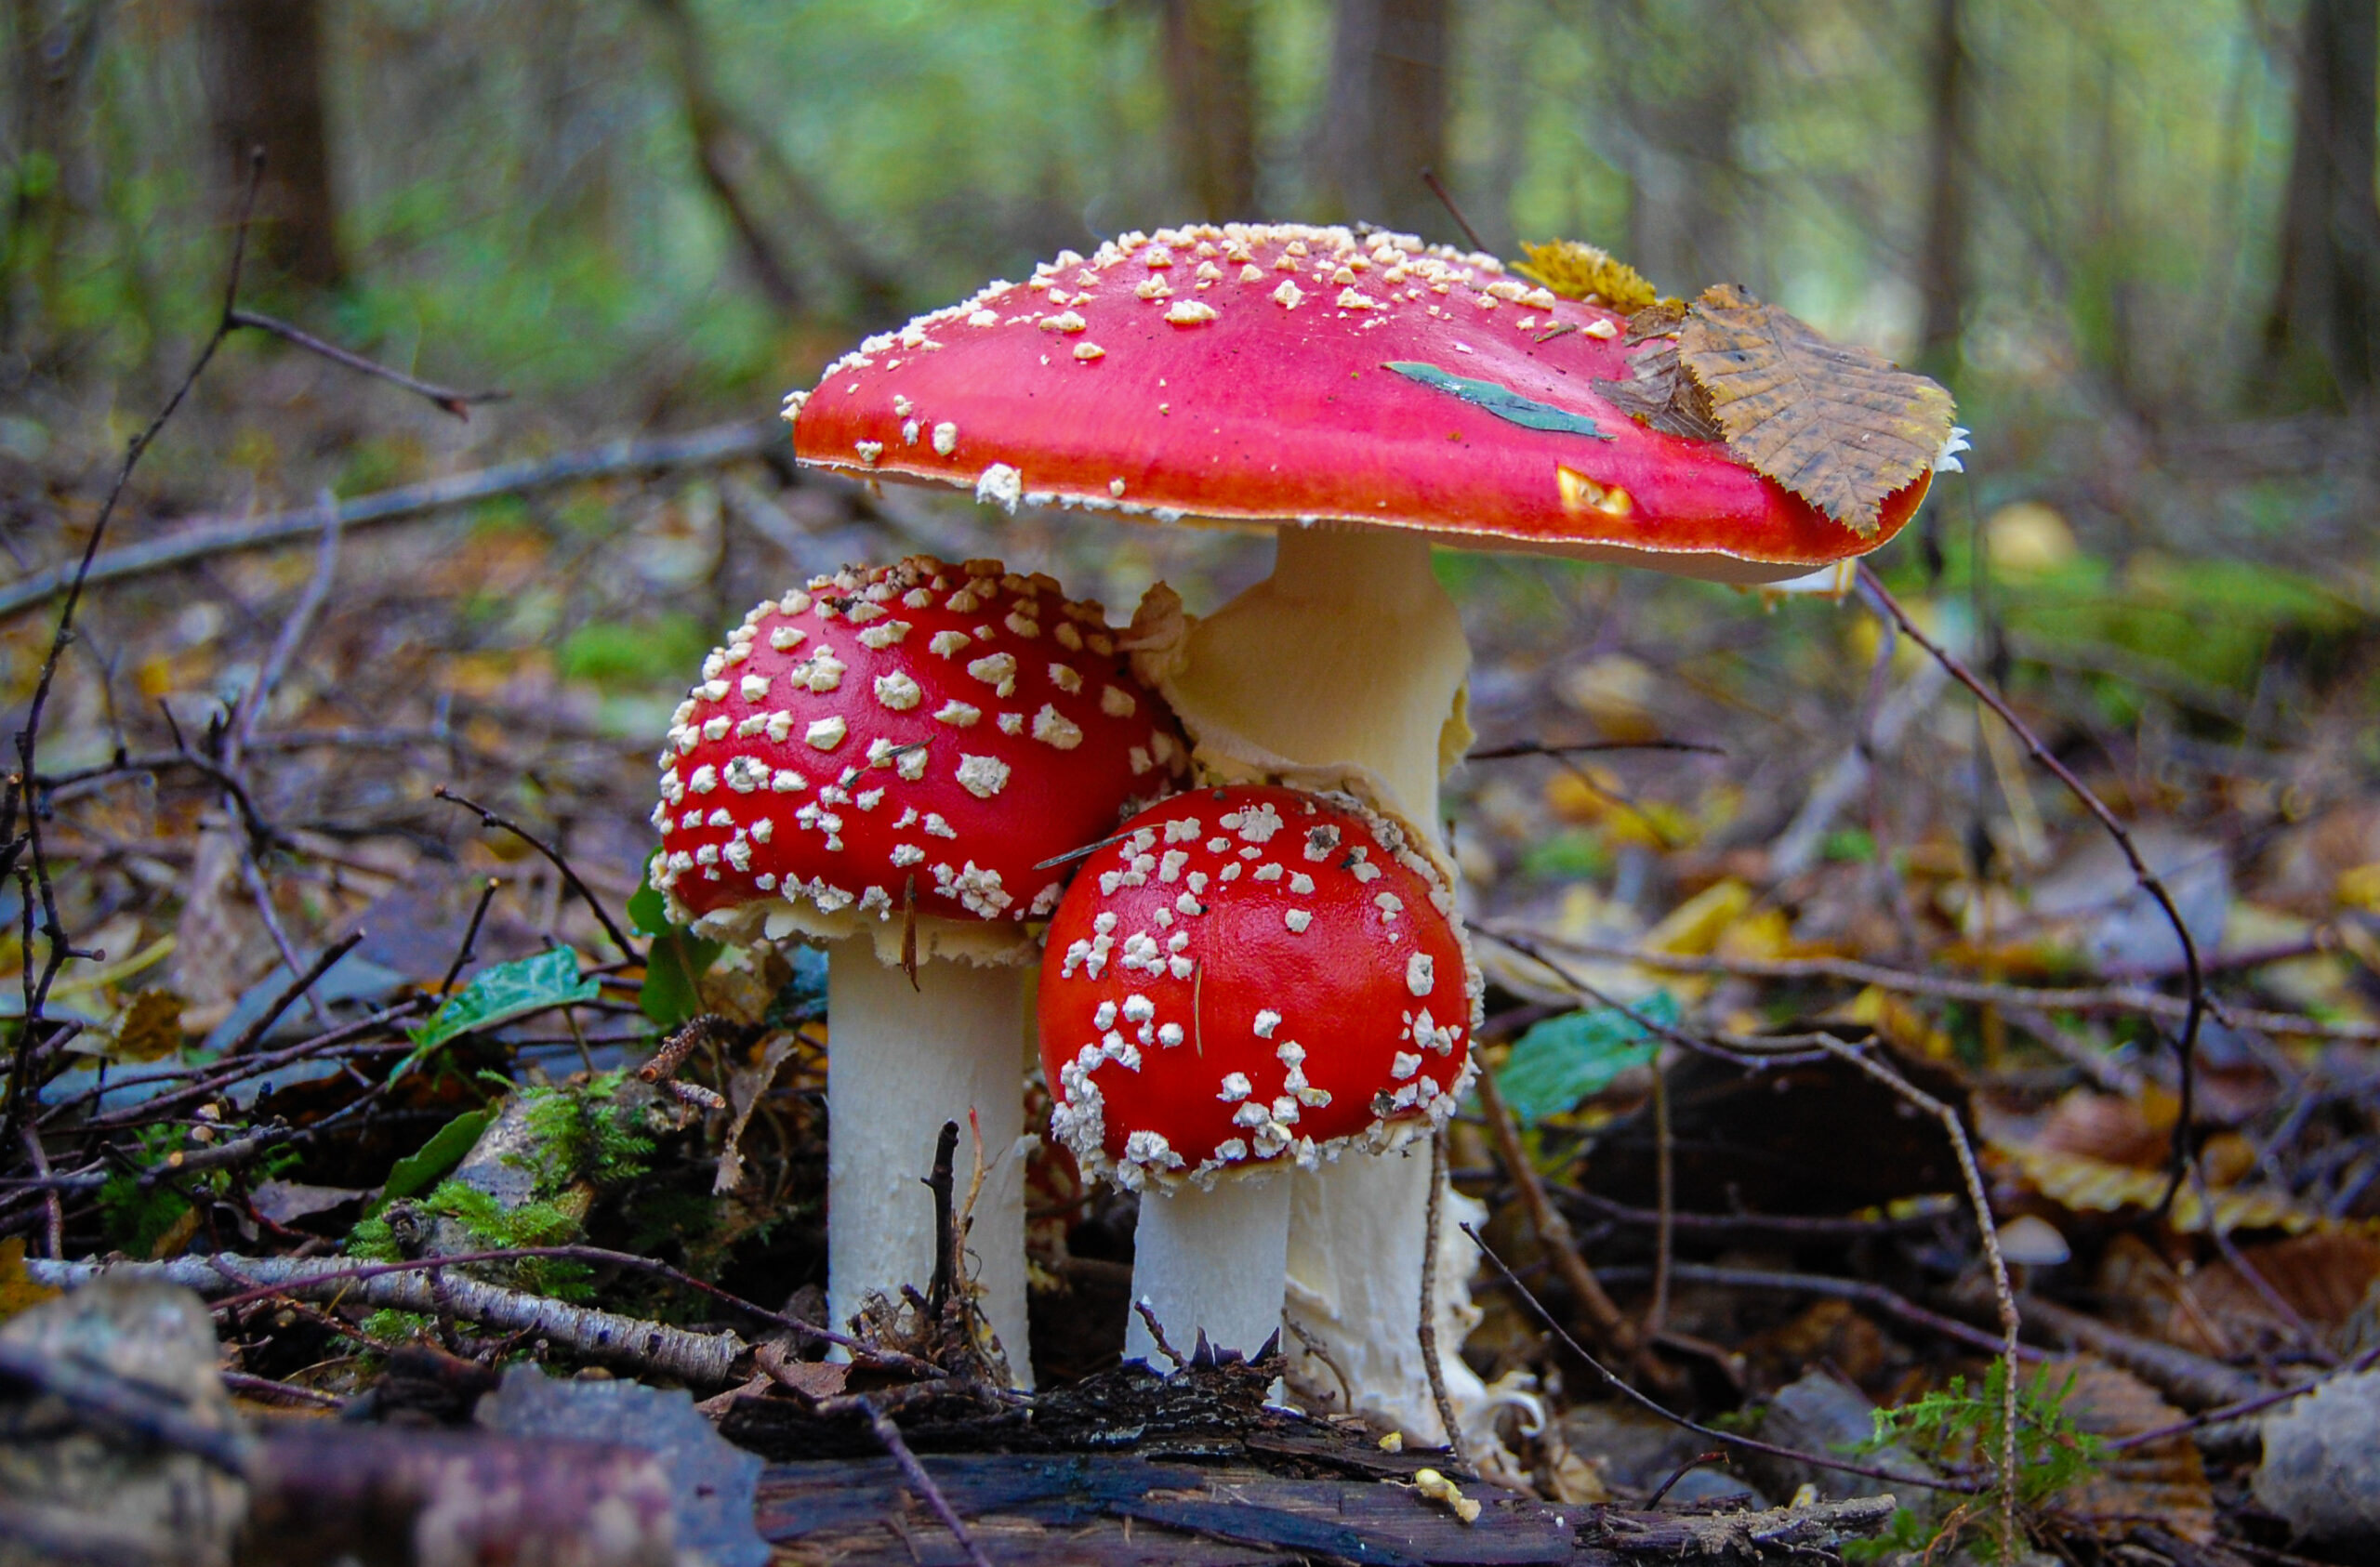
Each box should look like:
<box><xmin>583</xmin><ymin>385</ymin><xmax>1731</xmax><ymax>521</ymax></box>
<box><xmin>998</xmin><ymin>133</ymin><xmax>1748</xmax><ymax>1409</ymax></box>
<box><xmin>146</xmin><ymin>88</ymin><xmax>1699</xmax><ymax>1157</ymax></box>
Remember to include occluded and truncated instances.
<box><xmin>652</xmin><ymin>555</ymin><xmax>1183</xmax><ymax>1379</ymax></box>
<box><xmin>1038</xmin><ymin>784</ymin><xmax>1480</xmax><ymax>1361</ymax></box>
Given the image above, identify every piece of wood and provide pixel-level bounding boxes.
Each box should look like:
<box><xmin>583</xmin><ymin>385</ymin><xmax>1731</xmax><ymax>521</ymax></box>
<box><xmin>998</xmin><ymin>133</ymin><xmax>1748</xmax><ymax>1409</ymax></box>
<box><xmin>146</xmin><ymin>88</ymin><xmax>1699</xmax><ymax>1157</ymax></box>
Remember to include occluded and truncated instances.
<box><xmin>756</xmin><ymin>1454</ymin><xmax>1586</xmax><ymax>1566</ymax></box>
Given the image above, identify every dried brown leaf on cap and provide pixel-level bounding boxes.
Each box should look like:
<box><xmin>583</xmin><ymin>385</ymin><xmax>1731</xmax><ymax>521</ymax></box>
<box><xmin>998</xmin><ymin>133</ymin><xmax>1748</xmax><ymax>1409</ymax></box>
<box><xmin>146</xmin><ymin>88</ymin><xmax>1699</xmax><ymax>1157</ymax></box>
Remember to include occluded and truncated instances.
<box><xmin>1593</xmin><ymin>333</ymin><xmax>1725</xmax><ymax>444</ymax></box>
<box><xmin>1668</xmin><ymin>283</ymin><xmax>1957</xmax><ymax>536</ymax></box>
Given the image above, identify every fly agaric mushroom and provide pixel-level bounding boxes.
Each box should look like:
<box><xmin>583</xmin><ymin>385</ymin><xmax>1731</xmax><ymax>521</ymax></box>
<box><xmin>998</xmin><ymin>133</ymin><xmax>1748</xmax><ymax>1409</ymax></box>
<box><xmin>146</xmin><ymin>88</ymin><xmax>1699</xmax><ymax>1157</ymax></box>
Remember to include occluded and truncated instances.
<box><xmin>1038</xmin><ymin>784</ymin><xmax>1480</xmax><ymax>1363</ymax></box>
<box><xmin>785</xmin><ymin>222</ymin><xmax>1953</xmax><ymax>1440</ymax></box>
<box><xmin>652</xmin><ymin>556</ymin><xmax>1183</xmax><ymax>1378</ymax></box>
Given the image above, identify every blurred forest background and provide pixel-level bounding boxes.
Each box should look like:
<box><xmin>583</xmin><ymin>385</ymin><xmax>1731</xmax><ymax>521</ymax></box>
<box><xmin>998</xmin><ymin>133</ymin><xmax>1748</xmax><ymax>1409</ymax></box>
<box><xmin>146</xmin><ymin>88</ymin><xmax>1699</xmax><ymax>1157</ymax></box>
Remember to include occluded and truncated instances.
<box><xmin>4</xmin><ymin>0</ymin><xmax>2376</xmax><ymax>471</ymax></box>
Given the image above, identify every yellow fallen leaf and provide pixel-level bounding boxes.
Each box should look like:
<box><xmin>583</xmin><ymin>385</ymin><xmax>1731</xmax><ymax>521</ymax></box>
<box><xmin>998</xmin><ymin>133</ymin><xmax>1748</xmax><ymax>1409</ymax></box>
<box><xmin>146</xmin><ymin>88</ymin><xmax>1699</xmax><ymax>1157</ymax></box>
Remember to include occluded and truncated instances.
<box><xmin>0</xmin><ymin>1238</ymin><xmax>59</xmax><ymax>1321</ymax></box>
<box><xmin>2338</xmin><ymin>863</ymin><xmax>2380</xmax><ymax>912</ymax></box>
<box><xmin>1645</xmin><ymin>879</ymin><xmax>1753</xmax><ymax>955</ymax></box>
<box><xmin>1992</xmin><ymin>1140</ymin><xmax>2325</xmax><ymax>1234</ymax></box>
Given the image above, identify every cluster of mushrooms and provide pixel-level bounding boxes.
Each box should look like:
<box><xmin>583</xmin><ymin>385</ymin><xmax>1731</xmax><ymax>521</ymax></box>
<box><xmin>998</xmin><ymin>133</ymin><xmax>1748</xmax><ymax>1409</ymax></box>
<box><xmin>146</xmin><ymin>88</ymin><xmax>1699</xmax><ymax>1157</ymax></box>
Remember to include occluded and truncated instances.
<box><xmin>651</xmin><ymin>221</ymin><xmax>1946</xmax><ymax>1442</ymax></box>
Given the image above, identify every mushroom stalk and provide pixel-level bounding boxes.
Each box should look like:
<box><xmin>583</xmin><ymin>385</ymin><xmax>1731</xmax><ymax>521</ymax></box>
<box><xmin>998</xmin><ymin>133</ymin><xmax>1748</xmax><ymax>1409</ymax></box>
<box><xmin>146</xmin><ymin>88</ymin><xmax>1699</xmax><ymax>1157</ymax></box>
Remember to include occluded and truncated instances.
<box><xmin>826</xmin><ymin>945</ymin><xmax>1031</xmax><ymax>1386</ymax></box>
<box><xmin>1137</xmin><ymin>528</ymin><xmax>1486</xmax><ymax>1443</ymax></box>
<box><xmin>1155</xmin><ymin>529</ymin><xmax>1471</xmax><ymax>821</ymax></box>
<box><xmin>1123</xmin><ymin>1172</ymin><xmax>1292</xmax><ymax>1366</ymax></box>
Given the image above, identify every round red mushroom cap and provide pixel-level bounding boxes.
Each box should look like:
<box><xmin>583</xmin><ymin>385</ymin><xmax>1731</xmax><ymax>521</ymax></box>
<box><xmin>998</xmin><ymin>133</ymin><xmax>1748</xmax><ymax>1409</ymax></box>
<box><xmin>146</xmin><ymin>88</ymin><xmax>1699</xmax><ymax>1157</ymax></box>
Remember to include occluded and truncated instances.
<box><xmin>787</xmin><ymin>222</ymin><xmax>1932</xmax><ymax>583</ymax></box>
<box><xmin>1038</xmin><ymin>784</ymin><xmax>1481</xmax><ymax>1190</ymax></box>
<box><xmin>652</xmin><ymin>556</ymin><xmax>1186</xmax><ymax>958</ymax></box>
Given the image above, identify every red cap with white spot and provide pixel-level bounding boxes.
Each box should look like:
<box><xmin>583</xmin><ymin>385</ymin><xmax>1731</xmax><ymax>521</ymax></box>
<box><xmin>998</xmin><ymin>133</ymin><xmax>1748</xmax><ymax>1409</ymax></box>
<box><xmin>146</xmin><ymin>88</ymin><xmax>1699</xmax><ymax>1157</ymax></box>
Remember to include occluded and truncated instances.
<box><xmin>651</xmin><ymin>556</ymin><xmax>1186</xmax><ymax>960</ymax></box>
<box><xmin>1038</xmin><ymin>784</ymin><xmax>1480</xmax><ymax>1188</ymax></box>
<box><xmin>785</xmin><ymin>222</ymin><xmax>1932</xmax><ymax>582</ymax></box>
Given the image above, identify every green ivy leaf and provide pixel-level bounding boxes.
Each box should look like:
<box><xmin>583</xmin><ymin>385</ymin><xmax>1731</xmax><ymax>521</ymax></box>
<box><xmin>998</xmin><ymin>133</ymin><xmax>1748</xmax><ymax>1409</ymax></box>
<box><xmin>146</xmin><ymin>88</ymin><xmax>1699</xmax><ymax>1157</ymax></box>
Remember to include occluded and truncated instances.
<box><xmin>396</xmin><ymin>946</ymin><xmax>600</xmax><ymax>1077</ymax></box>
<box><xmin>1384</xmin><ymin>362</ymin><xmax>1615</xmax><ymax>439</ymax></box>
<box><xmin>371</xmin><ymin>1107</ymin><xmax>495</xmax><ymax>1216</ymax></box>
<box><xmin>1494</xmin><ymin>994</ymin><xmax>1677</xmax><ymax>1128</ymax></box>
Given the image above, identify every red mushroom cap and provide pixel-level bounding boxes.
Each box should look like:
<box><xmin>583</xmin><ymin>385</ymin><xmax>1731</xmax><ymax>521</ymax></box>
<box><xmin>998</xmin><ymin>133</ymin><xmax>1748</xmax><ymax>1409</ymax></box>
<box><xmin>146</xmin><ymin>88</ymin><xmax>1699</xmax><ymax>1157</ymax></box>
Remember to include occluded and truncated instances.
<box><xmin>787</xmin><ymin>223</ymin><xmax>1929</xmax><ymax>584</ymax></box>
<box><xmin>1038</xmin><ymin>784</ymin><xmax>1481</xmax><ymax>1190</ymax></box>
<box><xmin>651</xmin><ymin>556</ymin><xmax>1185</xmax><ymax>956</ymax></box>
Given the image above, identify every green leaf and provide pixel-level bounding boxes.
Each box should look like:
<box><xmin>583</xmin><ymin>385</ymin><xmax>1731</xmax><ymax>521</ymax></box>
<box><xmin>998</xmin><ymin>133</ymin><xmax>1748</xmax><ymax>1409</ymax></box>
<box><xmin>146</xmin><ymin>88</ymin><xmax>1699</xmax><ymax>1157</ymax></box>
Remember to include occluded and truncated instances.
<box><xmin>1384</xmin><ymin>362</ymin><xmax>1615</xmax><ymax>439</ymax></box>
<box><xmin>1495</xmin><ymin>994</ymin><xmax>1677</xmax><ymax>1127</ymax></box>
<box><xmin>397</xmin><ymin>946</ymin><xmax>600</xmax><ymax>1076</ymax></box>
<box><xmin>371</xmin><ymin>1108</ymin><xmax>495</xmax><ymax>1216</ymax></box>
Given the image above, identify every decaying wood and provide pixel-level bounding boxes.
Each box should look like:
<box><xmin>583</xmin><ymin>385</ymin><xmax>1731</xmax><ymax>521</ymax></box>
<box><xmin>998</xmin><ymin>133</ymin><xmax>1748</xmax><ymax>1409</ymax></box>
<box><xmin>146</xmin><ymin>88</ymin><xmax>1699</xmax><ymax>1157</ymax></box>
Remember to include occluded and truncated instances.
<box><xmin>758</xmin><ymin>1453</ymin><xmax>1580</xmax><ymax>1567</ymax></box>
<box><xmin>26</xmin><ymin>1256</ymin><xmax>745</xmax><ymax>1387</ymax></box>
<box><xmin>756</xmin><ymin>1453</ymin><xmax>1910</xmax><ymax>1567</ymax></box>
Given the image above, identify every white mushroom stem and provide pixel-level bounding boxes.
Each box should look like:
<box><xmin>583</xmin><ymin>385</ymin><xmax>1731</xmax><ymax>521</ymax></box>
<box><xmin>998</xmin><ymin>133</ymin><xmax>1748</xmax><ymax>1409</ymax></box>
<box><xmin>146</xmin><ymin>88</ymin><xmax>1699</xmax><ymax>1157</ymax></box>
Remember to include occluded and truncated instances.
<box><xmin>1123</xmin><ymin>1171</ymin><xmax>1293</xmax><ymax>1367</ymax></box>
<box><xmin>1131</xmin><ymin>526</ymin><xmax>1488</xmax><ymax>1442</ymax></box>
<box><xmin>1146</xmin><ymin>528</ymin><xmax>1473</xmax><ymax>820</ymax></box>
<box><xmin>826</xmin><ymin>944</ymin><xmax>1032</xmax><ymax>1387</ymax></box>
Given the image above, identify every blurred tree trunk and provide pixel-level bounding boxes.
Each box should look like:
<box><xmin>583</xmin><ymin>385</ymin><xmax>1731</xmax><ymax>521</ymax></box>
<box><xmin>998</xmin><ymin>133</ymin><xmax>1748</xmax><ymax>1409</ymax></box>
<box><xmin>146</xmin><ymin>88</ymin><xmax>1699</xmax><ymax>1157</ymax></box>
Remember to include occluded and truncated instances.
<box><xmin>1159</xmin><ymin>0</ymin><xmax>1257</xmax><ymax>221</ymax></box>
<box><xmin>1914</xmin><ymin>0</ymin><xmax>1970</xmax><ymax>381</ymax></box>
<box><xmin>199</xmin><ymin>0</ymin><xmax>344</xmax><ymax>291</ymax></box>
<box><xmin>1314</xmin><ymin>0</ymin><xmax>1449</xmax><ymax>241</ymax></box>
<box><xmin>6</xmin><ymin>0</ymin><xmax>73</xmax><ymax>344</ymax></box>
<box><xmin>1606</xmin><ymin>0</ymin><xmax>1742</xmax><ymax>293</ymax></box>
<box><xmin>643</xmin><ymin>0</ymin><xmax>902</xmax><ymax>323</ymax></box>
<box><xmin>2259</xmin><ymin>0</ymin><xmax>2380</xmax><ymax>406</ymax></box>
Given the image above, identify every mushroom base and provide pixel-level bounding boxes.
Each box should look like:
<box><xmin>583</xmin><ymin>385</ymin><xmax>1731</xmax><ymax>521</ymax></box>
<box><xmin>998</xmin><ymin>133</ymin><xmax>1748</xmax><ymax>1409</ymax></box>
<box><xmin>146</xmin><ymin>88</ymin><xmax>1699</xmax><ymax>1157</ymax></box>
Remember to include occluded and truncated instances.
<box><xmin>826</xmin><ymin>943</ymin><xmax>1033</xmax><ymax>1387</ymax></box>
<box><xmin>1123</xmin><ymin>1167</ymin><xmax>1293</xmax><ymax>1370</ymax></box>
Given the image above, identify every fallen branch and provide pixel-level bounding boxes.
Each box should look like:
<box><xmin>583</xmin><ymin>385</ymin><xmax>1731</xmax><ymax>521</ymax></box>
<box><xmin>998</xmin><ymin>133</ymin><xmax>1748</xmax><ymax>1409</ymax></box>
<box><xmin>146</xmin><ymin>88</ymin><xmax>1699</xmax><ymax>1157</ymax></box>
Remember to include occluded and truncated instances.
<box><xmin>29</xmin><ymin>1253</ymin><xmax>745</xmax><ymax>1386</ymax></box>
<box><xmin>0</xmin><ymin>420</ymin><xmax>783</xmax><ymax>623</ymax></box>
<box><xmin>2016</xmin><ymin>1292</ymin><xmax>2266</xmax><ymax>1410</ymax></box>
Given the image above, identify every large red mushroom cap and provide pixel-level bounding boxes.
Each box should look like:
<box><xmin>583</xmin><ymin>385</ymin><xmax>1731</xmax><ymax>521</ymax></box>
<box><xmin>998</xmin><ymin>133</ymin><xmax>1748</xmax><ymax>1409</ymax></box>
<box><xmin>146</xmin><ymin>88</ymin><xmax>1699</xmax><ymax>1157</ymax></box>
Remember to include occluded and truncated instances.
<box><xmin>651</xmin><ymin>556</ymin><xmax>1185</xmax><ymax>963</ymax></box>
<box><xmin>787</xmin><ymin>222</ymin><xmax>1933</xmax><ymax>582</ymax></box>
<box><xmin>1038</xmin><ymin>784</ymin><xmax>1481</xmax><ymax>1191</ymax></box>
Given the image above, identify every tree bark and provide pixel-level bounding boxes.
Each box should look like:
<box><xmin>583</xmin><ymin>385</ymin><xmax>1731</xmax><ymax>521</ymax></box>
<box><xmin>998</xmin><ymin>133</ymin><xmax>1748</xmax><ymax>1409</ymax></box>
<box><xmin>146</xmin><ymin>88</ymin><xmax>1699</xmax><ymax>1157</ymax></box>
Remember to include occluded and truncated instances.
<box><xmin>1314</xmin><ymin>0</ymin><xmax>1450</xmax><ymax>242</ymax></box>
<box><xmin>2260</xmin><ymin>0</ymin><xmax>2380</xmax><ymax>406</ymax></box>
<box><xmin>1160</xmin><ymin>0</ymin><xmax>1258</xmax><ymax>222</ymax></box>
<box><xmin>1914</xmin><ymin>0</ymin><xmax>1970</xmax><ymax>381</ymax></box>
<box><xmin>198</xmin><ymin>0</ymin><xmax>344</xmax><ymax>291</ymax></box>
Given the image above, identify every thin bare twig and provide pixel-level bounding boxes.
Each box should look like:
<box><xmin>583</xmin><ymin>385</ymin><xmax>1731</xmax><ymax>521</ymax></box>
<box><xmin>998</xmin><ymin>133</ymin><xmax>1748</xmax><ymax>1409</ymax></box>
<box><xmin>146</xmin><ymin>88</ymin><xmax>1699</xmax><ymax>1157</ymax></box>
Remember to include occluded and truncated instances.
<box><xmin>864</xmin><ymin>1396</ymin><xmax>997</xmax><ymax>1567</ymax></box>
<box><xmin>432</xmin><ymin>786</ymin><xmax>640</xmax><ymax>961</ymax></box>
<box><xmin>1802</xmin><ymin>1032</ymin><xmax>2018</xmax><ymax>1553</ymax></box>
<box><xmin>1420</xmin><ymin>1127</ymin><xmax>1467</xmax><ymax>1469</ymax></box>
<box><xmin>1856</xmin><ymin>564</ymin><xmax>2206</xmax><ymax>1214</ymax></box>
<box><xmin>1645</xmin><ymin>1065</ymin><xmax>1674</xmax><ymax>1344</ymax></box>
<box><xmin>225</xmin><ymin>308</ymin><xmax>505</xmax><ymax>419</ymax></box>
<box><xmin>437</xmin><ymin>878</ymin><xmax>504</xmax><ymax>995</ymax></box>
<box><xmin>239</xmin><ymin>856</ymin><xmax>334</xmax><ymax>1027</ymax></box>
<box><xmin>231</xmin><ymin>495</ymin><xmax>344</xmax><ymax>752</ymax></box>
<box><xmin>1468</xmin><ymin>738</ymin><xmax>1725</xmax><ymax>759</ymax></box>
<box><xmin>1465</xmin><ymin>1224</ymin><xmax>1977</xmax><ymax>1495</ymax></box>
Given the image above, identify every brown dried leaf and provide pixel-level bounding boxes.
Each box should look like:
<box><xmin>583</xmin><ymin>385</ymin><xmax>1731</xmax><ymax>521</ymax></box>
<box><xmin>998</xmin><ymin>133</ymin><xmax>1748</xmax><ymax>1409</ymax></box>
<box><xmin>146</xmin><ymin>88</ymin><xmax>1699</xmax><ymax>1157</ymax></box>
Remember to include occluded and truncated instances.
<box><xmin>1675</xmin><ymin>283</ymin><xmax>1956</xmax><ymax>535</ymax></box>
<box><xmin>2045</xmin><ymin>1357</ymin><xmax>2215</xmax><ymax>1543</ymax></box>
<box><xmin>111</xmin><ymin>987</ymin><xmax>186</xmax><ymax>1064</ymax></box>
<box><xmin>1593</xmin><ymin>336</ymin><xmax>1725</xmax><ymax>444</ymax></box>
